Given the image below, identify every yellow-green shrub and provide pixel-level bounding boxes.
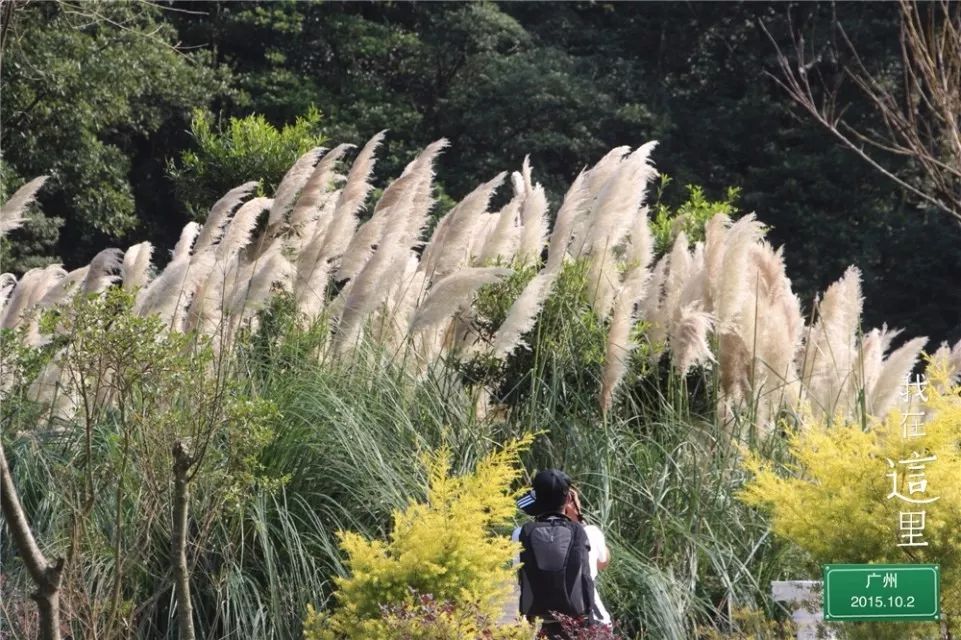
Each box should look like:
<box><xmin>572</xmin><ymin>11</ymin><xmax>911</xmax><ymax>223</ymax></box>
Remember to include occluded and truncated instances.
<box><xmin>740</xmin><ymin>362</ymin><xmax>961</xmax><ymax>636</ymax></box>
<box><xmin>304</xmin><ymin>436</ymin><xmax>535</xmax><ymax>639</ymax></box>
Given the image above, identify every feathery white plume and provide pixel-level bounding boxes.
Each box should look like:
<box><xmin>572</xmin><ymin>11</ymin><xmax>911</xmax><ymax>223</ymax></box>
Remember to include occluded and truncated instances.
<box><xmin>927</xmin><ymin>339</ymin><xmax>961</xmax><ymax>387</ymax></box>
<box><xmin>136</xmin><ymin>253</ymin><xmax>214</xmax><ymax>328</ymax></box>
<box><xmin>324</xmin><ymin>133</ymin><xmax>384</xmax><ymax>257</ymax></box>
<box><xmin>545</xmin><ymin>170</ymin><xmax>588</xmax><ymax>273</ymax></box>
<box><xmin>194</xmin><ymin>182</ymin><xmax>258</xmax><ymax>255</ymax></box>
<box><xmin>801</xmin><ymin>266</ymin><xmax>863</xmax><ymax>416</ymax></box>
<box><xmin>641</xmin><ymin>255</ymin><xmax>670</xmax><ymax>356</ymax></box>
<box><xmin>334</xmin><ymin>186</ymin><xmax>417</xmax><ymax>351</ymax></box>
<box><xmin>122</xmin><ymin>242</ymin><xmax>154</xmax><ymax>292</ymax></box>
<box><xmin>1</xmin><ymin>265</ymin><xmax>65</xmax><ymax>330</ymax></box>
<box><xmin>702</xmin><ymin>213</ymin><xmax>731</xmax><ymax>311</ymax></box>
<box><xmin>713</xmin><ymin>214</ymin><xmax>765</xmax><ymax>329</ymax></box>
<box><xmin>267</xmin><ymin>147</ymin><xmax>326</xmax><ymax>228</ymax></box>
<box><xmin>217</xmin><ymin>197</ymin><xmax>272</xmax><ymax>261</ymax></box>
<box><xmin>662</xmin><ymin>232</ymin><xmax>693</xmax><ymax>323</ymax></box>
<box><xmin>375</xmin><ymin>257</ymin><xmax>427</xmax><ymax>348</ymax></box>
<box><xmin>334</xmin><ymin>233</ymin><xmax>409</xmax><ymax>352</ymax></box>
<box><xmin>172</xmin><ymin>222</ymin><xmax>201</xmax><ymax>263</ymax></box>
<box><xmin>467</xmin><ymin>213</ymin><xmax>499</xmax><ymax>263</ymax></box>
<box><xmin>517</xmin><ymin>184</ymin><xmax>549</xmax><ymax>264</ymax></box>
<box><xmin>409</xmin><ymin>267</ymin><xmax>511</xmax><ymax>335</ymax></box>
<box><xmin>578</xmin><ymin>144</ymin><xmax>657</xmax><ymax>256</ymax></box>
<box><xmin>671</xmin><ymin>303</ymin><xmax>716</xmax><ymax>375</ymax></box>
<box><xmin>293</xmin><ymin>192</ymin><xmax>342</xmax><ymax>318</ymax></box>
<box><xmin>24</xmin><ymin>269</ymin><xmax>67</xmax><ymax>346</ymax></box>
<box><xmin>83</xmin><ymin>248</ymin><xmax>123</xmax><ymax>294</ymax></box>
<box><xmin>478</xmin><ymin>193</ymin><xmax>522</xmax><ymax>264</ymax></box>
<box><xmin>421</xmin><ymin>172</ymin><xmax>506</xmax><ymax>278</ymax></box>
<box><xmin>582</xmin><ymin>146</ymin><xmax>631</xmax><ymax>199</ymax></box>
<box><xmin>0</xmin><ymin>274</ymin><xmax>16</xmax><ymax>313</ymax></box>
<box><xmin>227</xmin><ymin>251</ymin><xmax>294</xmax><ymax>318</ymax></box>
<box><xmin>401</xmin><ymin>140</ymin><xmax>448</xmax><ymax>249</ymax></box>
<box><xmin>491</xmin><ymin>272</ymin><xmax>556</xmax><ymax>358</ymax></box>
<box><xmin>868</xmin><ymin>336</ymin><xmax>928</xmax><ymax>417</ymax></box>
<box><xmin>337</xmin><ymin>132</ymin><xmax>386</xmax><ymax>217</ymax></box>
<box><xmin>625</xmin><ymin>207</ymin><xmax>654</xmax><ymax>271</ymax></box>
<box><xmin>288</xmin><ymin>143</ymin><xmax>353</xmax><ymax>231</ymax></box>
<box><xmin>599</xmin><ymin>281</ymin><xmax>642</xmax><ymax>414</ymax></box>
<box><xmin>857</xmin><ymin>325</ymin><xmax>899</xmax><ymax>397</ymax></box>
<box><xmin>38</xmin><ymin>267</ymin><xmax>86</xmax><ymax>309</ymax></box>
<box><xmin>1</xmin><ymin>176</ymin><xmax>48</xmax><ymax>236</ymax></box>
<box><xmin>319</xmin><ymin>132</ymin><xmax>389</xmax><ymax>265</ymax></box>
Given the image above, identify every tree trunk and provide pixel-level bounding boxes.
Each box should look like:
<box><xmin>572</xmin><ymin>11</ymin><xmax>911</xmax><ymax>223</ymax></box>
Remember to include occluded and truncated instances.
<box><xmin>0</xmin><ymin>444</ymin><xmax>64</xmax><ymax>640</ymax></box>
<box><xmin>171</xmin><ymin>441</ymin><xmax>195</xmax><ymax>640</ymax></box>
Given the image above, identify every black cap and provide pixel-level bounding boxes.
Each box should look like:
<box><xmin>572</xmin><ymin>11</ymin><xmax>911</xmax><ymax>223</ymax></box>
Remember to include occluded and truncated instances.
<box><xmin>516</xmin><ymin>469</ymin><xmax>571</xmax><ymax>516</ymax></box>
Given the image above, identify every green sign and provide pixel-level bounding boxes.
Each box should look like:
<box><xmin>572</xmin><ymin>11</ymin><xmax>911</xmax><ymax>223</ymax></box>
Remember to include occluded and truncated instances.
<box><xmin>823</xmin><ymin>564</ymin><xmax>940</xmax><ymax>622</ymax></box>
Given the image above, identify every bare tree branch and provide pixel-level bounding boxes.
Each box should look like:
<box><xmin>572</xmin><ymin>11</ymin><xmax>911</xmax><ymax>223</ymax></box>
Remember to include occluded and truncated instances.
<box><xmin>1</xmin><ymin>443</ymin><xmax>65</xmax><ymax>640</ymax></box>
<box><xmin>762</xmin><ymin>1</ymin><xmax>961</xmax><ymax>224</ymax></box>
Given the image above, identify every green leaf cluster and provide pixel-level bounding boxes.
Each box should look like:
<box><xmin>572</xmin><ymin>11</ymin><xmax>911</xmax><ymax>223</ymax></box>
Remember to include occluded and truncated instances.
<box><xmin>651</xmin><ymin>178</ymin><xmax>741</xmax><ymax>253</ymax></box>
<box><xmin>304</xmin><ymin>435</ymin><xmax>533</xmax><ymax>639</ymax></box>
<box><xmin>168</xmin><ymin>107</ymin><xmax>326</xmax><ymax>218</ymax></box>
<box><xmin>1</xmin><ymin>1</ymin><xmax>225</xmax><ymax>265</ymax></box>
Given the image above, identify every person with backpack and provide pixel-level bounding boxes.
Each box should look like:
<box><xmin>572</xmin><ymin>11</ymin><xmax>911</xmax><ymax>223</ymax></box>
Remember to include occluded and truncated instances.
<box><xmin>513</xmin><ymin>469</ymin><xmax>612</xmax><ymax>637</ymax></box>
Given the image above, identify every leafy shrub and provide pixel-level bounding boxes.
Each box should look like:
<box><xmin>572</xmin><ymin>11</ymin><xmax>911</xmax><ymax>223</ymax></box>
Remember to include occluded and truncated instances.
<box><xmin>650</xmin><ymin>178</ymin><xmax>740</xmax><ymax>253</ymax></box>
<box><xmin>740</xmin><ymin>361</ymin><xmax>961</xmax><ymax>638</ymax></box>
<box><xmin>468</xmin><ymin>259</ymin><xmax>607</xmax><ymax>412</ymax></box>
<box><xmin>304</xmin><ymin>436</ymin><xmax>534</xmax><ymax>639</ymax></box>
<box><xmin>168</xmin><ymin>107</ymin><xmax>325</xmax><ymax>216</ymax></box>
<box><xmin>306</xmin><ymin>591</ymin><xmax>536</xmax><ymax>640</ymax></box>
<box><xmin>551</xmin><ymin>612</ymin><xmax>625</xmax><ymax>639</ymax></box>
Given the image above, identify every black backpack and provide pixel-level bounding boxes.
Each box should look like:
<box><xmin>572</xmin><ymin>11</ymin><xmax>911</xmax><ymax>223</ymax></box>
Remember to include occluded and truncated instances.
<box><xmin>517</xmin><ymin>515</ymin><xmax>596</xmax><ymax>625</ymax></box>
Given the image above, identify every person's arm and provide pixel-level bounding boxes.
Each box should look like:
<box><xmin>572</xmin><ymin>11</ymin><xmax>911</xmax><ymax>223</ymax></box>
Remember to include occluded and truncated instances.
<box><xmin>596</xmin><ymin>527</ymin><xmax>610</xmax><ymax>571</ymax></box>
<box><xmin>597</xmin><ymin>543</ymin><xmax>610</xmax><ymax>571</ymax></box>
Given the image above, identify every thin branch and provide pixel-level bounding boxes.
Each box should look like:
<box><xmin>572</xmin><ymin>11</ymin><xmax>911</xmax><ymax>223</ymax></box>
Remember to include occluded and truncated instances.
<box><xmin>761</xmin><ymin>2</ymin><xmax>961</xmax><ymax>224</ymax></box>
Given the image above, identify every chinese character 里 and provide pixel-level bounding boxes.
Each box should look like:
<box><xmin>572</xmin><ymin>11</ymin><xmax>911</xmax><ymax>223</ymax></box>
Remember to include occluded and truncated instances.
<box><xmin>898</xmin><ymin>511</ymin><xmax>929</xmax><ymax>547</ymax></box>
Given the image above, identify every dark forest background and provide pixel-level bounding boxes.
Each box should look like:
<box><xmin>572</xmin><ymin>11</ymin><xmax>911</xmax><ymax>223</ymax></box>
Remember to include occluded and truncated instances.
<box><xmin>2</xmin><ymin>1</ymin><xmax>959</xmax><ymax>346</ymax></box>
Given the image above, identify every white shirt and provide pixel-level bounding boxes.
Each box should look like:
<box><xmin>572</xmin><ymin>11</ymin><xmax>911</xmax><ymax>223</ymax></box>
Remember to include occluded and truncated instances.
<box><xmin>511</xmin><ymin>522</ymin><xmax>611</xmax><ymax>625</ymax></box>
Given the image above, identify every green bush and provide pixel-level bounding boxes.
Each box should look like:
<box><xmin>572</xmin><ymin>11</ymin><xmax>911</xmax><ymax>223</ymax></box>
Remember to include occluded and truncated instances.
<box><xmin>303</xmin><ymin>436</ymin><xmax>534</xmax><ymax>639</ymax></box>
<box><xmin>168</xmin><ymin>107</ymin><xmax>325</xmax><ymax>217</ymax></box>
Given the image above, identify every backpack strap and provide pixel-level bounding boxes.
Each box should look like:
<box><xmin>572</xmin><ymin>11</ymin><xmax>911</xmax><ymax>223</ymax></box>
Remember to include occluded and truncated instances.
<box><xmin>572</xmin><ymin>522</ymin><xmax>597</xmax><ymax>626</ymax></box>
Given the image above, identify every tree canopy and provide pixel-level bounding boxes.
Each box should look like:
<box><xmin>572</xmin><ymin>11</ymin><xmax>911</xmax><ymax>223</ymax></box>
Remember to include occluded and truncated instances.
<box><xmin>2</xmin><ymin>0</ymin><xmax>958</xmax><ymax>343</ymax></box>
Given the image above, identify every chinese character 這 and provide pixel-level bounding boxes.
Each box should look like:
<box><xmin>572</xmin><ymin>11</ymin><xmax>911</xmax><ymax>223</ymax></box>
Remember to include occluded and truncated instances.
<box><xmin>886</xmin><ymin>454</ymin><xmax>939</xmax><ymax>504</ymax></box>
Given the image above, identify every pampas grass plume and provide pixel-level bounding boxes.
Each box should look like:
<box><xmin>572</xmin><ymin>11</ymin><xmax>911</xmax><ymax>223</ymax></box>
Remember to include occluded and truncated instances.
<box><xmin>194</xmin><ymin>181</ymin><xmax>258</xmax><ymax>254</ymax></box>
<box><xmin>267</xmin><ymin>146</ymin><xmax>326</xmax><ymax>227</ymax></box>
<box><xmin>491</xmin><ymin>272</ymin><xmax>556</xmax><ymax>358</ymax></box>
<box><xmin>122</xmin><ymin>242</ymin><xmax>154</xmax><ymax>292</ymax></box>
<box><xmin>1</xmin><ymin>176</ymin><xmax>48</xmax><ymax>236</ymax></box>
<box><xmin>409</xmin><ymin>267</ymin><xmax>511</xmax><ymax>334</ymax></box>
<box><xmin>867</xmin><ymin>336</ymin><xmax>928</xmax><ymax>417</ymax></box>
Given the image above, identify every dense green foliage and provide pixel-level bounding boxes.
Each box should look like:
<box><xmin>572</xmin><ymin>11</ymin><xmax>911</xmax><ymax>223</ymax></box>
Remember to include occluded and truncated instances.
<box><xmin>0</xmin><ymin>1</ymin><xmax>226</xmax><ymax>266</ymax></box>
<box><xmin>168</xmin><ymin>107</ymin><xmax>325</xmax><ymax>217</ymax></box>
<box><xmin>1</xmin><ymin>1</ymin><xmax>958</xmax><ymax>343</ymax></box>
